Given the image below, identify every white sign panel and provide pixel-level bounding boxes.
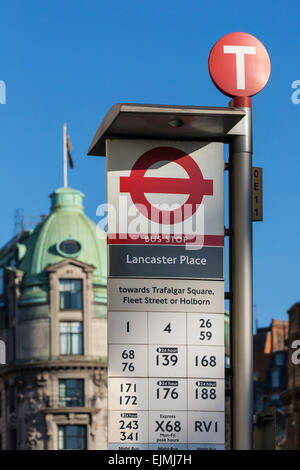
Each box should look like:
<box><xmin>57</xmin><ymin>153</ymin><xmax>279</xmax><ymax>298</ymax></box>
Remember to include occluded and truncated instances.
<box><xmin>149</xmin><ymin>411</ymin><xmax>188</xmax><ymax>444</ymax></box>
<box><xmin>148</xmin><ymin>312</ymin><xmax>186</xmax><ymax>345</ymax></box>
<box><xmin>108</xmin><ymin>378</ymin><xmax>148</xmax><ymax>410</ymax></box>
<box><xmin>149</xmin><ymin>379</ymin><xmax>187</xmax><ymax>410</ymax></box>
<box><xmin>187</xmin><ymin>345</ymin><xmax>225</xmax><ymax>378</ymax></box>
<box><xmin>106</xmin><ymin>139</ymin><xmax>225</xmax><ymax>450</ymax></box>
<box><xmin>188</xmin><ymin>411</ymin><xmax>225</xmax><ymax>444</ymax></box>
<box><xmin>109</xmin><ymin>411</ymin><xmax>148</xmax><ymax>444</ymax></box>
<box><xmin>188</xmin><ymin>379</ymin><xmax>225</xmax><ymax>411</ymax></box>
<box><xmin>148</xmin><ymin>345</ymin><xmax>187</xmax><ymax>378</ymax></box>
<box><xmin>187</xmin><ymin>313</ymin><xmax>224</xmax><ymax>346</ymax></box>
<box><xmin>108</xmin><ymin>344</ymin><xmax>148</xmax><ymax>377</ymax></box>
<box><xmin>106</xmin><ymin>139</ymin><xmax>224</xmax><ymax>241</ymax></box>
<box><xmin>108</xmin><ymin>278</ymin><xmax>224</xmax><ymax>313</ymax></box>
<box><xmin>109</xmin><ymin>310</ymin><xmax>148</xmax><ymax>344</ymax></box>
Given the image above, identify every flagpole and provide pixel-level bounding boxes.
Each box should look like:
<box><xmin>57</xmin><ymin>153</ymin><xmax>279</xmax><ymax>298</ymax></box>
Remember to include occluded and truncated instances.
<box><xmin>63</xmin><ymin>123</ymin><xmax>67</xmax><ymax>187</ymax></box>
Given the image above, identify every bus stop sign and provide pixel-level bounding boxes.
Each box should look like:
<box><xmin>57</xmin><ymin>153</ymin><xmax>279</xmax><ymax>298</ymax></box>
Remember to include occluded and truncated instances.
<box><xmin>120</xmin><ymin>146</ymin><xmax>213</xmax><ymax>224</ymax></box>
<box><xmin>208</xmin><ymin>32</ymin><xmax>271</xmax><ymax>98</ymax></box>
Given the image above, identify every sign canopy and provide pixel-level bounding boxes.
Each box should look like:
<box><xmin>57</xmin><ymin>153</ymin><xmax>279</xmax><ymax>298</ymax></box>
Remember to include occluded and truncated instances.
<box><xmin>208</xmin><ymin>32</ymin><xmax>271</xmax><ymax>98</ymax></box>
<box><xmin>87</xmin><ymin>103</ymin><xmax>245</xmax><ymax>157</ymax></box>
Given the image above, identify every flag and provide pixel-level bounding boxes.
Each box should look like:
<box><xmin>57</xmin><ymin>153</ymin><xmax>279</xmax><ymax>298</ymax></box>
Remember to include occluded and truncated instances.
<box><xmin>66</xmin><ymin>133</ymin><xmax>74</xmax><ymax>168</ymax></box>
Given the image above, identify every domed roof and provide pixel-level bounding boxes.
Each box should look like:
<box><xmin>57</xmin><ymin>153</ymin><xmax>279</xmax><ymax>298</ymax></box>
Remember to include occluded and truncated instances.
<box><xmin>19</xmin><ymin>187</ymin><xmax>107</xmax><ymax>298</ymax></box>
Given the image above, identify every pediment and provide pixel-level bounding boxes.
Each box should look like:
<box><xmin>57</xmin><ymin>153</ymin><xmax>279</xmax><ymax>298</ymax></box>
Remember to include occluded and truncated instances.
<box><xmin>45</xmin><ymin>258</ymin><xmax>95</xmax><ymax>273</ymax></box>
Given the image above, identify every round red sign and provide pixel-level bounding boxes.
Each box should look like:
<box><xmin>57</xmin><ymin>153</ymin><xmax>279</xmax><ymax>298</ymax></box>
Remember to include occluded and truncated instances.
<box><xmin>120</xmin><ymin>147</ymin><xmax>213</xmax><ymax>225</ymax></box>
<box><xmin>208</xmin><ymin>32</ymin><xmax>271</xmax><ymax>98</ymax></box>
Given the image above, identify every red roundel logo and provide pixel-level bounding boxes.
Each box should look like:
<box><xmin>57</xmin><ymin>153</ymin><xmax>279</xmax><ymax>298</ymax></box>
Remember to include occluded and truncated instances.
<box><xmin>120</xmin><ymin>147</ymin><xmax>213</xmax><ymax>225</ymax></box>
<box><xmin>208</xmin><ymin>32</ymin><xmax>271</xmax><ymax>98</ymax></box>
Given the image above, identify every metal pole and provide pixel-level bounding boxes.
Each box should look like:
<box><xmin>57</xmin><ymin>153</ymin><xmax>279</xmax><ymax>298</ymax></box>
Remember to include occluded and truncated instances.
<box><xmin>229</xmin><ymin>98</ymin><xmax>253</xmax><ymax>450</ymax></box>
<box><xmin>63</xmin><ymin>123</ymin><xmax>68</xmax><ymax>188</ymax></box>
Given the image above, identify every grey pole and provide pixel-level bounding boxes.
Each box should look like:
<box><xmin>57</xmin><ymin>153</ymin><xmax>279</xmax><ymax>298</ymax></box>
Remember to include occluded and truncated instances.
<box><xmin>229</xmin><ymin>99</ymin><xmax>253</xmax><ymax>450</ymax></box>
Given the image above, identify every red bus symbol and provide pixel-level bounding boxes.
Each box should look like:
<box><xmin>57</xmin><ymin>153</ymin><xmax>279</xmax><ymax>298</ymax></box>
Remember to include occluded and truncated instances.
<box><xmin>120</xmin><ymin>146</ymin><xmax>213</xmax><ymax>225</ymax></box>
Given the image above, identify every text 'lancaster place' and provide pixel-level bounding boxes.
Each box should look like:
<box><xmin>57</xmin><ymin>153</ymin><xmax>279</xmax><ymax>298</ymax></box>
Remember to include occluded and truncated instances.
<box><xmin>126</xmin><ymin>254</ymin><xmax>207</xmax><ymax>265</ymax></box>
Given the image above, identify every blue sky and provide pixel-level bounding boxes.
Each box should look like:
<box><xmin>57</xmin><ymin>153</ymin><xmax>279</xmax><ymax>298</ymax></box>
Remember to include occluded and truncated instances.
<box><xmin>0</xmin><ymin>0</ymin><xmax>299</xmax><ymax>327</ymax></box>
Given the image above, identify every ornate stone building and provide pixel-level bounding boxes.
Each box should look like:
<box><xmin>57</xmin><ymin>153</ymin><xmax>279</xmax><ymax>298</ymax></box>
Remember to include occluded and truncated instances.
<box><xmin>0</xmin><ymin>187</ymin><xmax>107</xmax><ymax>450</ymax></box>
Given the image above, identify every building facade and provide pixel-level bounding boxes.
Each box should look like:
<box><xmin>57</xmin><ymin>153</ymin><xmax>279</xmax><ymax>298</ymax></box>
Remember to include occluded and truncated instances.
<box><xmin>254</xmin><ymin>319</ymin><xmax>288</xmax><ymax>411</ymax></box>
<box><xmin>253</xmin><ymin>319</ymin><xmax>288</xmax><ymax>448</ymax></box>
<box><xmin>0</xmin><ymin>187</ymin><xmax>107</xmax><ymax>450</ymax></box>
<box><xmin>282</xmin><ymin>303</ymin><xmax>300</xmax><ymax>450</ymax></box>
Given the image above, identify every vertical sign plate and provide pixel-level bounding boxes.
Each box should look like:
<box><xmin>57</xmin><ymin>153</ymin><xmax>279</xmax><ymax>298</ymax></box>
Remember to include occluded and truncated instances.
<box><xmin>252</xmin><ymin>167</ymin><xmax>263</xmax><ymax>221</ymax></box>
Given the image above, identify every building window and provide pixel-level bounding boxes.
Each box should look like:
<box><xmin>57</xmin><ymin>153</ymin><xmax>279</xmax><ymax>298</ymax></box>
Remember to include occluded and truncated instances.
<box><xmin>8</xmin><ymin>255</ymin><xmax>16</xmax><ymax>268</ymax></box>
<box><xmin>9</xmin><ymin>429</ymin><xmax>17</xmax><ymax>450</ymax></box>
<box><xmin>0</xmin><ymin>268</ymin><xmax>3</xmax><ymax>295</ymax></box>
<box><xmin>225</xmin><ymin>354</ymin><xmax>230</xmax><ymax>368</ymax></box>
<box><xmin>271</xmin><ymin>394</ymin><xmax>280</xmax><ymax>401</ymax></box>
<box><xmin>59</xmin><ymin>379</ymin><xmax>84</xmax><ymax>407</ymax></box>
<box><xmin>58</xmin><ymin>239</ymin><xmax>81</xmax><ymax>256</ymax></box>
<box><xmin>60</xmin><ymin>322</ymin><xmax>83</xmax><ymax>355</ymax></box>
<box><xmin>58</xmin><ymin>425</ymin><xmax>87</xmax><ymax>450</ymax></box>
<box><xmin>271</xmin><ymin>368</ymin><xmax>280</xmax><ymax>388</ymax></box>
<box><xmin>59</xmin><ymin>279</ymin><xmax>82</xmax><ymax>310</ymax></box>
<box><xmin>275</xmin><ymin>352</ymin><xmax>285</xmax><ymax>366</ymax></box>
<box><xmin>11</xmin><ymin>327</ymin><xmax>15</xmax><ymax>363</ymax></box>
<box><xmin>9</xmin><ymin>386</ymin><xmax>15</xmax><ymax>413</ymax></box>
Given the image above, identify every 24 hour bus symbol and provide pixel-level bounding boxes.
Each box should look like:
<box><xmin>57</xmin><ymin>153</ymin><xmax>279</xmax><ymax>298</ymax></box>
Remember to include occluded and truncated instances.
<box><xmin>120</xmin><ymin>146</ymin><xmax>213</xmax><ymax>224</ymax></box>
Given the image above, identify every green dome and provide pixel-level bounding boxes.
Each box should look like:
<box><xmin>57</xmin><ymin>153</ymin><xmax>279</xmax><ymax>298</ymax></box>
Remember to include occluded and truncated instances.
<box><xmin>19</xmin><ymin>187</ymin><xmax>107</xmax><ymax>304</ymax></box>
